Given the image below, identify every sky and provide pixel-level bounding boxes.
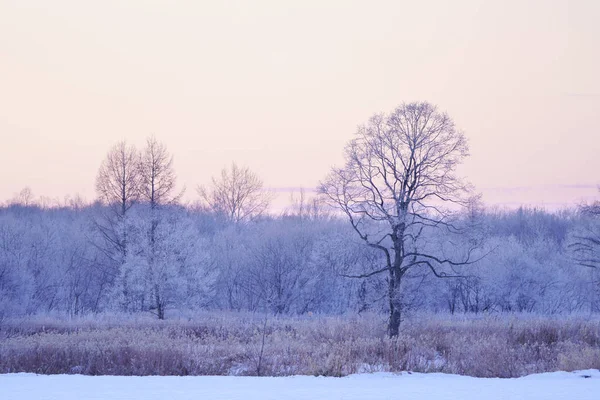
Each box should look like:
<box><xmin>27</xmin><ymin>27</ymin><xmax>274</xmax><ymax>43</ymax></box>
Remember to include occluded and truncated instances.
<box><xmin>0</xmin><ymin>0</ymin><xmax>599</xmax><ymax>209</ymax></box>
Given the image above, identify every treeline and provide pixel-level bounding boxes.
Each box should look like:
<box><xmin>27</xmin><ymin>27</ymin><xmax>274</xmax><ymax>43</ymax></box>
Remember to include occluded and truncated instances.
<box><xmin>0</xmin><ymin>135</ymin><xmax>598</xmax><ymax>320</ymax></box>
<box><xmin>0</xmin><ymin>199</ymin><xmax>598</xmax><ymax>319</ymax></box>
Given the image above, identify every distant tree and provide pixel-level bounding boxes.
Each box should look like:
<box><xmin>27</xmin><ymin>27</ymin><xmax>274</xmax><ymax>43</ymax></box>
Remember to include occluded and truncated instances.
<box><xmin>138</xmin><ymin>136</ymin><xmax>183</xmax><ymax>209</ymax></box>
<box><xmin>319</xmin><ymin>102</ymin><xmax>479</xmax><ymax>336</ymax></box>
<box><xmin>310</xmin><ymin>225</ymin><xmax>388</xmax><ymax>314</ymax></box>
<box><xmin>246</xmin><ymin>221</ymin><xmax>320</xmax><ymax>314</ymax></box>
<box><xmin>569</xmin><ymin>227</ymin><xmax>600</xmax><ymax>269</ymax></box>
<box><xmin>284</xmin><ymin>188</ymin><xmax>330</xmax><ymax>221</ymax></box>
<box><xmin>198</xmin><ymin>163</ymin><xmax>272</xmax><ymax>223</ymax></box>
<box><xmin>569</xmin><ymin>192</ymin><xmax>600</xmax><ymax>311</ymax></box>
<box><xmin>0</xmin><ymin>208</ymin><xmax>108</xmax><ymax>317</ymax></box>
<box><xmin>579</xmin><ymin>189</ymin><xmax>600</xmax><ymax>217</ymax></box>
<box><xmin>94</xmin><ymin>141</ymin><xmax>141</xmax><ymax>264</ymax></box>
<box><xmin>96</xmin><ymin>141</ymin><xmax>141</xmax><ymax>216</ymax></box>
<box><xmin>10</xmin><ymin>187</ymin><xmax>36</xmax><ymax>207</ymax></box>
<box><xmin>209</xmin><ymin>226</ymin><xmax>254</xmax><ymax>311</ymax></box>
<box><xmin>209</xmin><ymin>219</ymin><xmax>335</xmax><ymax>314</ymax></box>
<box><xmin>570</xmin><ymin>189</ymin><xmax>600</xmax><ymax>270</ymax></box>
<box><xmin>135</xmin><ymin>137</ymin><xmax>185</xmax><ymax>318</ymax></box>
<box><xmin>112</xmin><ymin>206</ymin><xmax>213</xmax><ymax>318</ymax></box>
<box><xmin>0</xmin><ymin>214</ymin><xmax>32</xmax><ymax>318</ymax></box>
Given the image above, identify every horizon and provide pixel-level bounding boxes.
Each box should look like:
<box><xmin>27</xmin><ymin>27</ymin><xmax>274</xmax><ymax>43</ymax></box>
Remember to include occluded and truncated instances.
<box><xmin>3</xmin><ymin>182</ymin><xmax>599</xmax><ymax>212</ymax></box>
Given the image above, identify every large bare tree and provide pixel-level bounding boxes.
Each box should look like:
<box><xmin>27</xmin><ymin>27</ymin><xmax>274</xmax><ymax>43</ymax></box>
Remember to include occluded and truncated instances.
<box><xmin>198</xmin><ymin>163</ymin><xmax>272</xmax><ymax>224</ymax></box>
<box><xmin>319</xmin><ymin>102</ymin><xmax>478</xmax><ymax>336</ymax></box>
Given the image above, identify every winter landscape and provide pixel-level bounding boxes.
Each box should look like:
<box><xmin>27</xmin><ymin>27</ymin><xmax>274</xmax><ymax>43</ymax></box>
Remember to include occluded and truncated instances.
<box><xmin>1</xmin><ymin>1</ymin><xmax>600</xmax><ymax>399</ymax></box>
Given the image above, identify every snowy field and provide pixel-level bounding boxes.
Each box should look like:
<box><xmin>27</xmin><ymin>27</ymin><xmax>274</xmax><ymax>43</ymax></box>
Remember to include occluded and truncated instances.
<box><xmin>2</xmin><ymin>370</ymin><xmax>599</xmax><ymax>400</ymax></box>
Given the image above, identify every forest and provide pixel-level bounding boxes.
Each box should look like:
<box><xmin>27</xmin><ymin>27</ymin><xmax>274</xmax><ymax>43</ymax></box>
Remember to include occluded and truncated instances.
<box><xmin>1</xmin><ymin>107</ymin><xmax>598</xmax><ymax>327</ymax></box>
<box><xmin>1</xmin><ymin>186</ymin><xmax>598</xmax><ymax>320</ymax></box>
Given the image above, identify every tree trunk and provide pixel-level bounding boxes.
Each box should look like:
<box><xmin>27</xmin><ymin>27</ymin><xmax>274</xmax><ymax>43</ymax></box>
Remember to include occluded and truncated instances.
<box><xmin>154</xmin><ymin>284</ymin><xmax>164</xmax><ymax>320</ymax></box>
<box><xmin>388</xmin><ymin>235</ymin><xmax>405</xmax><ymax>337</ymax></box>
<box><xmin>388</xmin><ymin>303</ymin><xmax>402</xmax><ymax>337</ymax></box>
<box><xmin>387</xmin><ymin>267</ymin><xmax>404</xmax><ymax>337</ymax></box>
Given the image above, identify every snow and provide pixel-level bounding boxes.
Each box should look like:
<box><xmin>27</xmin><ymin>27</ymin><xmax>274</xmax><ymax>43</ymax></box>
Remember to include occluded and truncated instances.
<box><xmin>1</xmin><ymin>370</ymin><xmax>599</xmax><ymax>400</ymax></box>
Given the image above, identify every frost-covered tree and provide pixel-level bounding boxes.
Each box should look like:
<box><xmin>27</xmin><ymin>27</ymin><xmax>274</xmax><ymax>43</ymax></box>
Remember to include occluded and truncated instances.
<box><xmin>319</xmin><ymin>102</ymin><xmax>479</xmax><ymax>336</ymax></box>
<box><xmin>283</xmin><ymin>189</ymin><xmax>330</xmax><ymax>221</ymax></box>
<box><xmin>198</xmin><ymin>163</ymin><xmax>272</xmax><ymax>224</ymax></box>
<box><xmin>8</xmin><ymin>187</ymin><xmax>36</xmax><ymax>207</ymax></box>
<box><xmin>94</xmin><ymin>141</ymin><xmax>141</xmax><ymax>268</ymax></box>
<box><xmin>0</xmin><ymin>214</ymin><xmax>33</xmax><ymax>319</ymax></box>
<box><xmin>96</xmin><ymin>141</ymin><xmax>141</xmax><ymax>216</ymax></box>
<box><xmin>310</xmin><ymin>224</ymin><xmax>387</xmax><ymax>314</ymax></box>
<box><xmin>570</xmin><ymin>202</ymin><xmax>600</xmax><ymax>270</ymax></box>
<box><xmin>568</xmin><ymin>198</ymin><xmax>600</xmax><ymax>311</ymax></box>
<box><xmin>138</xmin><ymin>136</ymin><xmax>182</xmax><ymax>209</ymax></box>
<box><xmin>0</xmin><ymin>206</ymin><xmax>110</xmax><ymax>317</ymax></box>
<box><xmin>112</xmin><ymin>205</ymin><xmax>212</xmax><ymax>318</ymax></box>
<box><xmin>208</xmin><ymin>226</ymin><xmax>254</xmax><ymax>310</ymax></box>
<box><xmin>246</xmin><ymin>220</ymin><xmax>321</xmax><ymax>314</ymax></box>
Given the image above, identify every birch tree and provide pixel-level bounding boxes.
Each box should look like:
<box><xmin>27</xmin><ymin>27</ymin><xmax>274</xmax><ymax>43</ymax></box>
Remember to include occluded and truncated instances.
<box><xmin>138</xmin><ymin>136</ymin><xmax>182</xmax><ymax>209</ymax></box>
<box><xmin>96</xmin><ymin>141</ymin><xmax>141</xmax><ymax>216</ymax></box>
<box><xmin>135</xmin><ymin>136</ymin><xmax>184</xmax><ymax>318</ymax></box>
<box><xmin>94</xmin><ymin>141</ymin><xmax>140</xmax><ymax>264</ymax></box>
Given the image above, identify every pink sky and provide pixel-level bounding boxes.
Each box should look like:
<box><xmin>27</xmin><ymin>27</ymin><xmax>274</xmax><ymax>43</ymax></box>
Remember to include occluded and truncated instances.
<box><xmin>1</xmin><ymin>0</ymin><xmax>598</xmax><ymax>209</ymax></box>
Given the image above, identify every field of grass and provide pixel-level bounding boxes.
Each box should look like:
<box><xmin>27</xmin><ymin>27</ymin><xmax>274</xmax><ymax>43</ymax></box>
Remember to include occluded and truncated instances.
<box><xmin>1</xmin><ymin>312</ymin><xmax>599</xmax><ymax>378</ymax></box>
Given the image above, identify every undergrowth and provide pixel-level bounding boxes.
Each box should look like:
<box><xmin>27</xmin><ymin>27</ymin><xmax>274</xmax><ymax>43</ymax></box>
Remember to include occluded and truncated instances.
<box><xmin>1</xmin><ymin>312</ymin><xmax>599</xmax><ymax>378</ymax></box>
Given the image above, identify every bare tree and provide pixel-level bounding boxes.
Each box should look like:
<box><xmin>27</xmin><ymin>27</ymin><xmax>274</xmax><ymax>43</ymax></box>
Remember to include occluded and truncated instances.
<box><xmin>570</xmin><ymin>231</ymin><xmax>600</xmax><ymax>270</ymax></box>
<box><xmin>94</xmin><ymin>141</ymin><xmax>141</xmax><ymax>264</ymax></box>
<box><xmin>570</xmin><ymin>193</ymin><xmax>600</xmax><ymax>270</ymax></box>
<box><xmin>10</xmin><ymin>187</ymin><xmax>36</xmax><ymax>207</ymax></box>
<box><xmin>136</xmin><ymin>136</ymin><xmax>183</xmax><ymax>319</ymax></box>
<box><xmin>578</xmin><ymin>189</ymin><xmax>600</xmax><ymax>217</ymax></box>
<box><xmin>284</xmin><ymin>188</ymin><xmax>330</xmax><ymax>221</ymax></box>
<box><xmin>95</xmin><ymin>141</ymin><xmax>140</xmax><ymax>216</ymax></box>
<box><xmin>198</xmin><ymin>163</ymin><xmax>272</xmax><ymax>223</ymax></box>
<box><xmin>138</xmin><ymin>136</ymin><xmax>183</xmax><ymax>209</ymax></box>
<box><xmin>319</xmin><ymin>102</ymin><xmax>478</xmax><ymax>336</ymax></box>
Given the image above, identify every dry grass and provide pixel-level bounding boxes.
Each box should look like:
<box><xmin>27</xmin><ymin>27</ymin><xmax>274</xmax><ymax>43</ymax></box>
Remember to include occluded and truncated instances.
<box><xmin>1</xmin><ymin>312</ymin><xmax>599</xmax><ymax>378</ymax></box>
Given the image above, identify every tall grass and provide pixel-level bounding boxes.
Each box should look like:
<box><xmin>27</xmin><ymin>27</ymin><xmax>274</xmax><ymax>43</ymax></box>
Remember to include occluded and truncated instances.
<box><xmin>1</xmin><ymin>312</ymin><xmax>599</xmax><ymax>377</ymax></box>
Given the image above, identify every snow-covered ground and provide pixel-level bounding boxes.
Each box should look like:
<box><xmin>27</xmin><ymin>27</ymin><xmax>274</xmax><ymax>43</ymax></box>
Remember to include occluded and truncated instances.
<box><xmin>1</xmin><ymin>370</ymin><xmax>599</xmax><ymax>400</ymax></box>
